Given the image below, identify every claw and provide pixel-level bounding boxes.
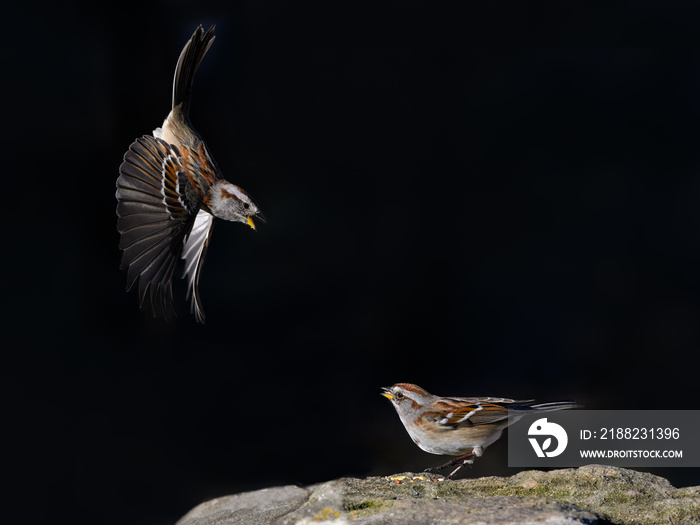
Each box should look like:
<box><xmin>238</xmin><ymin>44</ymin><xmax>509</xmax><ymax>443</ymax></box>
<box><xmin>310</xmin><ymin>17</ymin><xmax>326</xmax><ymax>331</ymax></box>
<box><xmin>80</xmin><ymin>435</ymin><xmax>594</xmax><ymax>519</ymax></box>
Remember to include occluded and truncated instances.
<box><xmin>425</xmin><ymin>452</ymin><xmax>476</xmax><ymax>479</ymax></box>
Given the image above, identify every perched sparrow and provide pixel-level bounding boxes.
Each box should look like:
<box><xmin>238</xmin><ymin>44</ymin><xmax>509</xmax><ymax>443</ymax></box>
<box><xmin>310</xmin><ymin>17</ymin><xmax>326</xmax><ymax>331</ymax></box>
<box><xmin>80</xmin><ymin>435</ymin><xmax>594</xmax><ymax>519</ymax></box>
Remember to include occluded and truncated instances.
<box><xmin>116</xmin><ymin>25</ymin><xmax>264</xmax><ymax>323</ymax></box>
<box><xmin>382</xmin><ymin>383</ymin><xmax>579</xmax><ymax>478</ymax></box>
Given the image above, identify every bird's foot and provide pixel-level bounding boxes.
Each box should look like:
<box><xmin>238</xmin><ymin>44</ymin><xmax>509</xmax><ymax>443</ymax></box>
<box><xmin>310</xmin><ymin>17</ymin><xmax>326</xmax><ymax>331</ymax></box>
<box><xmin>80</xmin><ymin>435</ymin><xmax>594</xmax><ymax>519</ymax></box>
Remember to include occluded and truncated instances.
<box><xmin>424</xmin><ymin>453</ymin><xmax>475</xmax><ymax>479</ymax></box>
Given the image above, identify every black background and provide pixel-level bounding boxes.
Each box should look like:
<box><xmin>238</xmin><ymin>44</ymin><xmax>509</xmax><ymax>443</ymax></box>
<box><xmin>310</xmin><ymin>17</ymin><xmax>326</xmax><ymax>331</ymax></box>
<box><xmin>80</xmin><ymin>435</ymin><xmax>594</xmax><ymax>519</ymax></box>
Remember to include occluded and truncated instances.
<box><xmin>5</xmin><ymin>2</ymin><xmax>700</xmax><ymax>524</ymax></box>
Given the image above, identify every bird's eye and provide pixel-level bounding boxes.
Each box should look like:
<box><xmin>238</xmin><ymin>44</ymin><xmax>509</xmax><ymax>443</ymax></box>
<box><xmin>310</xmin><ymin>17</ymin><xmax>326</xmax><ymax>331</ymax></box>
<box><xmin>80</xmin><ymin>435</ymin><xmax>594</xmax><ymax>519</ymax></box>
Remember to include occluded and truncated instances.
<box><xmin>395</xmin><ymin>391</ymin><xmax>404</xmax><ymax>400</ymax></box>
<box><xmin>243</xmin><ymin>203</ymin><xmax>250</xmax><ymax>210</ymax></box>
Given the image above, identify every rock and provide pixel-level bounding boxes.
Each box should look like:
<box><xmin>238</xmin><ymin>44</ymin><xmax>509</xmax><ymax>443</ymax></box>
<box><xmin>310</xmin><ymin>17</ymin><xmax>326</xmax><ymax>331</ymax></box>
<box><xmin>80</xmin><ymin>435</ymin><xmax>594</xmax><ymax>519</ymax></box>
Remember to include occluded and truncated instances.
<box><xmin>176</xmin><ymin>485</ymin><xmax>310</xmax><ymax>525</ymax></box>
<box><xmin>176</xmin><ymin>465</ymin><xmax>700</xmax><ymax>525</ymax></box>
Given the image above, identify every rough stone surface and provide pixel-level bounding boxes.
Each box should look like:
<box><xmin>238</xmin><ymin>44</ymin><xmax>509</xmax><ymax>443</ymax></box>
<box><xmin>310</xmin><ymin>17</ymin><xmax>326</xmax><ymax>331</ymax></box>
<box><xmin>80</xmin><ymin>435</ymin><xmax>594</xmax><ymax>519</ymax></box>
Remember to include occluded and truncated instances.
<box><xmin>176</xmin><ymin>465</ymin><xmax>700</xmax><ymax>525</ymax></box>
<box><xmin>176</xmin><ymin>485</ymin><xmax>310</xmax><ymax>525</ymax></box>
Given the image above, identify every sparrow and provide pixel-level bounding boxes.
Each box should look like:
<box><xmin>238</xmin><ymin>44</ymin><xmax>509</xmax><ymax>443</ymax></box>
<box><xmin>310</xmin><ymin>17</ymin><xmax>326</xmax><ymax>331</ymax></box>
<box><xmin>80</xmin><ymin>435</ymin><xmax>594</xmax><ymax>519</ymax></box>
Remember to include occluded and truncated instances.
<box><xmin>116</xmin><ymin>25</ymin><xmax>264</xmax><ymax>323</ymax></box>
<box><xmin>381</xmin><ymin>383</ymin><xmax>580</xmax><ymax>478</ymax></box>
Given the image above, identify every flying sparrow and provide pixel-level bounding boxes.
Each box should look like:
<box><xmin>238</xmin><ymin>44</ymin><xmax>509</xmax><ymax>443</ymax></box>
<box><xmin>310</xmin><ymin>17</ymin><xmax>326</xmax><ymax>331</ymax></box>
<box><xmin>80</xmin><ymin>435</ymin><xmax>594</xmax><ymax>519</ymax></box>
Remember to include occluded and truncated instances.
<box><xmin>116</xmin><ymin>25</ymin><xmax>264</xmax><ymax>323</ymax></box>
<box><xmin>381</xmin><ymin>383</ymin><xmax>580</xmax><ymax>478</ymax></box>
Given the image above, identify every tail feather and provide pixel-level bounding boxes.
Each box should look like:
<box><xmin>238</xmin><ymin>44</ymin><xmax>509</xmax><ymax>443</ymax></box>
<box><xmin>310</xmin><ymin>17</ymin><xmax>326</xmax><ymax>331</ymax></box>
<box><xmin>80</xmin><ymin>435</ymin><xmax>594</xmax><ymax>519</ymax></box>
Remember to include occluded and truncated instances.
<box><xmin>528</xmin><ymin>400</ymin><xmax>582</xmax><ymax>412</ymax></box>
<box><xmin>172</xmin><ymin>25</ymin><xmax>216</xmax><ymax>116</ymax></box>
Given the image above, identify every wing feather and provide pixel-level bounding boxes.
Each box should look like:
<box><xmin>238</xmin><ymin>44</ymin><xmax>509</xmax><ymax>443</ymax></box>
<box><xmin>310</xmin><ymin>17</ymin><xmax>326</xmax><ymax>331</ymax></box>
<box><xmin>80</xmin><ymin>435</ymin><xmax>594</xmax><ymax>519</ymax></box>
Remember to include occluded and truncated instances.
<box><xmin>427</xmin><ymin>400</ymin><xmax>515</xmax><ymax>428</ymax></box>
<box><xmin>118</xmin><ymin>221</ymin><xmax>174</xmax><ymax>251</ymax></box>
<box><xmin>181</xmin><ymin>210</ymin><xmax>214</xmax><ymax>323</ymax></box>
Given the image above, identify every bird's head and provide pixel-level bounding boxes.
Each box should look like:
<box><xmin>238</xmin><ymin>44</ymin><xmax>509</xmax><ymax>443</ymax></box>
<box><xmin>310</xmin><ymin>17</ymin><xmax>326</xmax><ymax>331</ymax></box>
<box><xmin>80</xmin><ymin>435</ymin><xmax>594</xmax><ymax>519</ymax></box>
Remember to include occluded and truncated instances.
<box><xmin>381</xmin><ymin>383</ymin><xmax>435</xmax><ymax>418</ymax></box>
<box><xmin>211</xmin><ymin>182</ymin><xmax>265</xmax><ymax>229</ymax></box>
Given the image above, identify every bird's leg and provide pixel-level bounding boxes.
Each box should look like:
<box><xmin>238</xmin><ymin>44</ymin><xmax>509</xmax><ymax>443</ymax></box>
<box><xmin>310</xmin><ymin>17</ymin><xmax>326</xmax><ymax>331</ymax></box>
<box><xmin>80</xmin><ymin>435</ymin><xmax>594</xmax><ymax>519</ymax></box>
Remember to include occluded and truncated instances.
<box><xmin>424</xmin><ymin>452</ymin><xmax>475</xmax><ymax>479</ymax></box>
<box><xmin>446</xmin><ymin>457</ymin><xmax>473</xmax><ymax>479</ymax></box>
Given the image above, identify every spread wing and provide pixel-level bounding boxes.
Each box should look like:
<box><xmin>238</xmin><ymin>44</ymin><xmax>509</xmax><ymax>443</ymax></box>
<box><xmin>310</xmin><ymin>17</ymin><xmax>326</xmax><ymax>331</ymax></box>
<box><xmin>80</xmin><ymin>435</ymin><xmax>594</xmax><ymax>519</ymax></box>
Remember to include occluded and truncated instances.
<box><xmin>116</xmin><ymin>135</ymin><xmax>199</xmax><ymax>319</ymax></box>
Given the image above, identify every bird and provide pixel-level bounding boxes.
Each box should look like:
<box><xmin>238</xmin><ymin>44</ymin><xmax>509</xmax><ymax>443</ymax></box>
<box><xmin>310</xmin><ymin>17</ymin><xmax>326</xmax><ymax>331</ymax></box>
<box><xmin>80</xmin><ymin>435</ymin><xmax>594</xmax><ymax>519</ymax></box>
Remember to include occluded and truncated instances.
<box><xmin>381</xmin><ymin>383</ymin><xmax>580</xmax><ymax>478</ymax></box>
<box><xmin>116</xmin><ymin>25</ymin><xmax>264</xmax><ymax>323</ymax></box>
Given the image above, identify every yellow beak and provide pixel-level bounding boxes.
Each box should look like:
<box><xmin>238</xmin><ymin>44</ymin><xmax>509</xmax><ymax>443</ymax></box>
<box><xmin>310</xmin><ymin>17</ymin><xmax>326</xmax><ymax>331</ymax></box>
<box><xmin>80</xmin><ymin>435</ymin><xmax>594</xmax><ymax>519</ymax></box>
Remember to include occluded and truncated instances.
<box><xmin>247</xmin><ymin>217</ymin><xmax>256</xmax><ymax>230</ymax></box>
<box><xmin>381</xmin><ymin>391</ymin><xmax>393</xmax><ymax>400</ymax></box>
